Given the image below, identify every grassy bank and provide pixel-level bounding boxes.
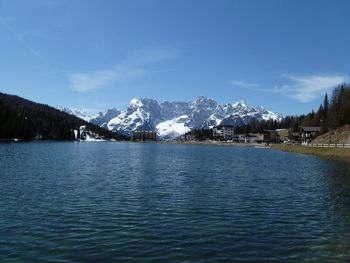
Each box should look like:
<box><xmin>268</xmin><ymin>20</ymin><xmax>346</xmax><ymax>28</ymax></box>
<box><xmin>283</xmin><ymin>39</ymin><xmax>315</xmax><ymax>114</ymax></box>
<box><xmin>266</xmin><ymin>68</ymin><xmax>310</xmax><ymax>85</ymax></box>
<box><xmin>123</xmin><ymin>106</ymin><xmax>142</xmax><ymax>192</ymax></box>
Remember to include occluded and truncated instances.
<box><xmin>273</xmin><ymin>145</ymin><xmax>350</xmax><ymax>162</ymax></box>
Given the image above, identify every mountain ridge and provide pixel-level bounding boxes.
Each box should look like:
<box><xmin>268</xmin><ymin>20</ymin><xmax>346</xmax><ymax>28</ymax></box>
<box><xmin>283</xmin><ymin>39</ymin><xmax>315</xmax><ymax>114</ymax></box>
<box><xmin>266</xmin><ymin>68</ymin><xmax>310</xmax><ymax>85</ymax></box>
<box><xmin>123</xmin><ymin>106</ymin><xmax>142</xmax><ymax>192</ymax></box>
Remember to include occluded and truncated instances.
<box><xmin>60</xmin><ymin>97</ymin><xmax>282</xmax><ymax>139</ymax></box>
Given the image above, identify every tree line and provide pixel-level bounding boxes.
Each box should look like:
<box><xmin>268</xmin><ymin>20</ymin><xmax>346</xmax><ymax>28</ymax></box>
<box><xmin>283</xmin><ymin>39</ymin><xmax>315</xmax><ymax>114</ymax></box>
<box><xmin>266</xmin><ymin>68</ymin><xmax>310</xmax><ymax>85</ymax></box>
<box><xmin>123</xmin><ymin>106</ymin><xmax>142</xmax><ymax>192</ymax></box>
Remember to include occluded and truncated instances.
<box><xmin>0</xmin><ymin>92</ymin><xmax>128</xmax><ymax>141</ymax></box>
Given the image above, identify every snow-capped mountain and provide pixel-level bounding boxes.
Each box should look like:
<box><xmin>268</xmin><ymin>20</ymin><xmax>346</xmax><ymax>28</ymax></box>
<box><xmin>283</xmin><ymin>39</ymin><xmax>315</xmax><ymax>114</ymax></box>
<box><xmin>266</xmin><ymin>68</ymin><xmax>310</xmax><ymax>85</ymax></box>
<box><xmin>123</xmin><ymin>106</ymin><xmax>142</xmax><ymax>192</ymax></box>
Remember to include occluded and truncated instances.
<box><xmin>56</xmin><ymin>107</ymin><xmax>93</xmax><ymax>122</ymax></box>
<box><xmin>107</xmin><ymin>98</ymin><xmax>161</xmax><ymax>135</ymax></box>
<box><xmin>90</xmin><ymin>108</ymin><xmax>121</xmax><ymax>128</ymax></box>
<box><xmin>107</xmin><ymin>97</ymin><xmax>281</xmax><ymax>139</ymax></box>
<box><xmin>59</xmin><ymin>97</ymin><xmax>282</xmax><ymax>139</ymax></box>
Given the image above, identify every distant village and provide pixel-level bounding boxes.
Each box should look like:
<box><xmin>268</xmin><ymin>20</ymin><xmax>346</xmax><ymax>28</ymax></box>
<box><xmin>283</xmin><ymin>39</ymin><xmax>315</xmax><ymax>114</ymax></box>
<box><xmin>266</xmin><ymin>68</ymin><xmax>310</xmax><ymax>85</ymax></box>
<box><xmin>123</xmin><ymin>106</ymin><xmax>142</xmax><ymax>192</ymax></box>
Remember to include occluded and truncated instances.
<box><xmin>179</xmin><ymin>125</ymin><xmax>321</xmax><ymax>145</ymax></box>
<box><xmin>130</xmin><ymin>125</ymin><xmax>321</xmax><ymax>145</ymax></box>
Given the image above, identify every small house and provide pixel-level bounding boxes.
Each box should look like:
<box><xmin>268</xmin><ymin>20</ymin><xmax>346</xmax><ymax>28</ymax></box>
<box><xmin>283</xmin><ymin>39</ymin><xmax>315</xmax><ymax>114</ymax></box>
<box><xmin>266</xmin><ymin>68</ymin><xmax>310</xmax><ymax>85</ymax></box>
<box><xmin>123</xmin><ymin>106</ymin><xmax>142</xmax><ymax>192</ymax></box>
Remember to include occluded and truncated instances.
<box><xmin>263</xmin><ymin>130</ymin><xmax>280</xmax><ymax>143</ymax></box>
<box><xmin>300</xmin><ymin>126</ymin><xmax>321</xmax><ymax>142</ymax></box>
<box><xmin>244</xmin><ymin>134</ymin><xmax>257</xmax><ymax>143</ymax></box>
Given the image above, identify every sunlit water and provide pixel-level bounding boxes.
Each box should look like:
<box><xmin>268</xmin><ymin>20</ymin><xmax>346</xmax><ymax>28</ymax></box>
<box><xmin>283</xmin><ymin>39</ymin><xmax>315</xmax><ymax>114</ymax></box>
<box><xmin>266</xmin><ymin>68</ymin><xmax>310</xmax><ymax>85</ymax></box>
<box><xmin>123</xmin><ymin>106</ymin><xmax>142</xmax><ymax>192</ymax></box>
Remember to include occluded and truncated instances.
<box><xmin>1</xmin><ymin>142</ymin><xmax>350</xmax><ymax>262</ymax></box>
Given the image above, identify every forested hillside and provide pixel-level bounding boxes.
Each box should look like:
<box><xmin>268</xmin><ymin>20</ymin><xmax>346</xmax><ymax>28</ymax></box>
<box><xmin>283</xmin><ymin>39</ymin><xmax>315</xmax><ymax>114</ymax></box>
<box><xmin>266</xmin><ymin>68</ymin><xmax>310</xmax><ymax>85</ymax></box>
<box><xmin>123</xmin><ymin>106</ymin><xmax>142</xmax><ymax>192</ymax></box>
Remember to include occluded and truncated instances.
<box><xmin>0</xmin><ymin>92</ymin><xmax>128</xmax><ymax>141</ymax></box>
<box><xmin>234</xmin><ymin>84</ymin><xmax>350</xmax><ymax>134</ymax></box>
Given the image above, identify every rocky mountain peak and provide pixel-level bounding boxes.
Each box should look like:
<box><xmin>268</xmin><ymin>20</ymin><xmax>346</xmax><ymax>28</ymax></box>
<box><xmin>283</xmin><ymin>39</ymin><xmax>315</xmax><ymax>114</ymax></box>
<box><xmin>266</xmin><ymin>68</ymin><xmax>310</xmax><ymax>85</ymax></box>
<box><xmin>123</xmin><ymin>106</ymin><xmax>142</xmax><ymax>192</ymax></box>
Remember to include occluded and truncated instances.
<box><xmin>232</xmin><ymin>100</ymin><xmax>249</xmax><ymax>109</ymax></box>
<box><xmin>128</xmin><ymin>98</ymin><xmax>160</xmax><ymax>112</ymax></box>
<box><xmin>90</xmin><ymin>108</ymin><xmax>121</xmax><ymax>128</ymax></box>
<box><xmin>191</xmin><ymin>96</ymin><xmax>217</xmax><ymax>110</ymax></box>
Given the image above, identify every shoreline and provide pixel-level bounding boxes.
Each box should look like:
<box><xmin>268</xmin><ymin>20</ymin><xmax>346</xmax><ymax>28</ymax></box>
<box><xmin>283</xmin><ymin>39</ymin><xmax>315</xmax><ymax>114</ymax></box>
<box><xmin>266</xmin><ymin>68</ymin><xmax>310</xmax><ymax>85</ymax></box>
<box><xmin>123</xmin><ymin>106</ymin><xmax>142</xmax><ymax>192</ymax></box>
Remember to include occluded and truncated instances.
<box><xmin>4</xmin><ymin>139</ymin><xmax>350</xmax><ymax>163</ymax></box>
<box><xmin>157</xmin><ymin>140</ymin><xmax>259</xmax><ymax>147</ymax></box>
<box><xmin>272</xmin><ymin>145</ymin><xmax>350</xmax><ymax>163</ymax></box>
<box><xmin>161</xmin><ymin>141</ymin><xmax>350</xmax><ymax>163</ymax></box>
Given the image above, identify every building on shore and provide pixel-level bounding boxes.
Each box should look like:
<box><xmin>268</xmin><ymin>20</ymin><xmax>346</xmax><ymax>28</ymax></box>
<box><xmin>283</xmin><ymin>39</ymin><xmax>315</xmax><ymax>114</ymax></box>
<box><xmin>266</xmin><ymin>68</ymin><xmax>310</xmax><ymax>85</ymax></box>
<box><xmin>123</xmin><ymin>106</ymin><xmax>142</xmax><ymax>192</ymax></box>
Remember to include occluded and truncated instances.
<box><xmin>263</xmin><ymin>130</ymin><xmax>279</xmax><ymax>143</ymax></box>
<box><xmin>263</xmin><ymin>129</ymin><xmax>289</xmax><ymax>143</ymax></box>
<box><xmin>179</xmin><ymin>134</ymin><xmax>196</xmax><ymax>142</ymax></box>
<box><xmin>232</xmin><ymin>133</ymin><xmax>263</xmax><ymax>143</ymax></box>
<box><xmin>290</xmin><ymin>131</ymin><xmax>302</xmax><ymax>142</ymax></box>
<box><xmin>213</xmin><ymin>125</ymin><xmax>234</xmax><ymax>141</ymax></box>
<box><xmin>244</xmin><ymin>134</ymin><xmax>257</xmax><ymax>143</ymax></box>
<box><xmin>287</xmin><ymin>126</ymin><xmax>321</xmax><ymax>144</ymax></box>
<box><xmin>300</xmin><ymin>126</ymin><xmax>321</xmax><ymax>143</ymax></box>
<box><xmin>132</xmin><ymin>130</ymin><xmax>157</xmax><ymax>141</ymax></box>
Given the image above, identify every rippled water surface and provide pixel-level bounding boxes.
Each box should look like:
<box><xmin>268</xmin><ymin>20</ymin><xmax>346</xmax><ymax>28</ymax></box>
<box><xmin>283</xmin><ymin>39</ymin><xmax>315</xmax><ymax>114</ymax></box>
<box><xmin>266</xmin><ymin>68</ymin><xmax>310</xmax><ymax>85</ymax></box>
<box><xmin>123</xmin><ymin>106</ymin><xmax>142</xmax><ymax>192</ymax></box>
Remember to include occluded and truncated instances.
<box><xmin>1</xmin><ymin>142</ymin><xmax>350</xmax><ymax>262</ymax></box>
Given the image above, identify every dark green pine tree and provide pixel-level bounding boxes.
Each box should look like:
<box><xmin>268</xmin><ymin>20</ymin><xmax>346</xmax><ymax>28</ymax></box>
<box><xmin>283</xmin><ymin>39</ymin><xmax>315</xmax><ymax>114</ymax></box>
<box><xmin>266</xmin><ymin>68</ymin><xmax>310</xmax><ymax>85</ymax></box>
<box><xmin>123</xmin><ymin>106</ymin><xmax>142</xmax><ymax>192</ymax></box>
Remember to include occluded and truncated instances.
<box><xmin>323</xmin><ymin>93</ymin><xmax>329</xmax><ymax>119</ymax></box>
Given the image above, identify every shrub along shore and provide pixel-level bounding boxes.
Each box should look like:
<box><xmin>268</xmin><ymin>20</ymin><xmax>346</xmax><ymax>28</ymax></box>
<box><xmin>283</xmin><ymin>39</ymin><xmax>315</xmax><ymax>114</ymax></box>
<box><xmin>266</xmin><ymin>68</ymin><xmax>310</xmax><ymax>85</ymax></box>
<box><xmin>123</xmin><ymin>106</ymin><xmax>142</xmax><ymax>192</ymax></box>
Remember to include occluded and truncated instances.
<box><xmin>272</xmin><ymin>145</ymin><xmax>350</xmax><ymax>163</ymax></box>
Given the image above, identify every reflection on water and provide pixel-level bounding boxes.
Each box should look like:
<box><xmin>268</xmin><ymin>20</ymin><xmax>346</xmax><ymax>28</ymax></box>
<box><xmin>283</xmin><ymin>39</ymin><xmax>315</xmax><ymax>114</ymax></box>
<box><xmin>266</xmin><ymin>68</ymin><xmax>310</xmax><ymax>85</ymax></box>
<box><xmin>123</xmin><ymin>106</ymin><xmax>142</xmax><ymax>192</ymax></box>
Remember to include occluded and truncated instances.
<box><xmin>0</xmin><ymin>142</ymin><xmax>350</xmax><ymax>262</ymax></box>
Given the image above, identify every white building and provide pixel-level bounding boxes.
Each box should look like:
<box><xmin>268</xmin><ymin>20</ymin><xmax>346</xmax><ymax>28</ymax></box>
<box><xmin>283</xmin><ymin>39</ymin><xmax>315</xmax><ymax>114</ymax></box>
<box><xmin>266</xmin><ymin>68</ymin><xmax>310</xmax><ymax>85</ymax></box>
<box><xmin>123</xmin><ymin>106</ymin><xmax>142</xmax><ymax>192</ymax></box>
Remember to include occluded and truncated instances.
<box><xmin>213</xmin><ymin>125</ymin><xmax>234</xmax><ymax>141</ymax></box>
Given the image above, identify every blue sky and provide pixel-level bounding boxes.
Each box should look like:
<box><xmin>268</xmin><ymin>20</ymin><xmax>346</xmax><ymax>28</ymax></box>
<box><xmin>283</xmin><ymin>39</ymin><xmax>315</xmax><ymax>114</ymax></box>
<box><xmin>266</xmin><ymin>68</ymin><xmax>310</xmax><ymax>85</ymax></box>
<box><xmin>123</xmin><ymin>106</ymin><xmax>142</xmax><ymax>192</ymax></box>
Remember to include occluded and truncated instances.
<box><xmin>1</xmin><ymin>0</ymin><xmax>349</xmax><ymax>115</ymax></box>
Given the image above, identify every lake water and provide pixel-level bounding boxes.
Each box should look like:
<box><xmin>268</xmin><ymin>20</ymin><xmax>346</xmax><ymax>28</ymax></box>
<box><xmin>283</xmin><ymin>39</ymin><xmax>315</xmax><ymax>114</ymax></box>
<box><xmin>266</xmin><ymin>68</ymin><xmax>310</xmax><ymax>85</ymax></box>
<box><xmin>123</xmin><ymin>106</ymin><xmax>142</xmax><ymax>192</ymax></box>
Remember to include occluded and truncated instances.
<box><xmin>1</xmin><ymin>142</ymin><xmax>350</xmax><ymax>262</ymax></box>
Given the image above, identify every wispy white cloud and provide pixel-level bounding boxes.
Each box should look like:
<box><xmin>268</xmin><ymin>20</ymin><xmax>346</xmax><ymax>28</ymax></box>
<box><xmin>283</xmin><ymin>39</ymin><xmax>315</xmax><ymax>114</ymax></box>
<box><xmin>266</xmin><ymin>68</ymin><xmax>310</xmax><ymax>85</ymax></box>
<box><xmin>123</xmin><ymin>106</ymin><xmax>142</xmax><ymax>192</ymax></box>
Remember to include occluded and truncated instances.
<box><xmin>70</xmin><ymin>69</ymin><xmax>122</xmax><ymax>92</ymax></box>
<box><xmin>231</xmin><ymin>74</ymin><xmax>348</xmax><ymax>103</ymax></box>
<box><xmin>275</xmin><ymin>74</ymin><xmax>349</xmax><ymax>102</ymax></box>
<box><xmin>69</xmin><ymin>66</ymin><xmax>145</xmax><ymax>93</ymax></box>
<box><xmin>70</xmin><ymin>47</ymin><xmax>179</xmax><ymax>92</ymax></box>
<box><xmin>0</xmin><ymin>18</ymin><xmax>40</xmax><ymax>56</ymax></box>
<box><xmin>230</xmin><ymin>80</ymin><xmax>259</xmax><ymax>90</ymax></box>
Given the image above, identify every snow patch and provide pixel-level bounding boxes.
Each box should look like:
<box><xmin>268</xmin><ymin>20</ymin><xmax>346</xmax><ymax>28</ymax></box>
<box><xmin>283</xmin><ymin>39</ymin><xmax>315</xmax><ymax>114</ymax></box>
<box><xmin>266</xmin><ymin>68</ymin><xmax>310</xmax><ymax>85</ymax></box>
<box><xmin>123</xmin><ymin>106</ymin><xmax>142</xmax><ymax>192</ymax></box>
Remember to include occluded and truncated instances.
<box><xmin>84</xmin><ymin>134</ymin><xmax>106</xmax><ymax>142</ymax></box>
<box><xmin>156</xmin><ymin>115</ymin><xmax>190</xmax><ymax>138</ymax></box>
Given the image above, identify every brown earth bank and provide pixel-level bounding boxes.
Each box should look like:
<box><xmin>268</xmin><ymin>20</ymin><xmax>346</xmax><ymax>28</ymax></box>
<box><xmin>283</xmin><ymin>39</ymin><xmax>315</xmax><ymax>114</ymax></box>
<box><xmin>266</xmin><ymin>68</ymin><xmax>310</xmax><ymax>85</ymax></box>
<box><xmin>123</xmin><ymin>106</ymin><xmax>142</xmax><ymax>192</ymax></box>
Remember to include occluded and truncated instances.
<box><xmin>273</xmin><ymin>145</ymin><xmax>350</xmax><ymax>163</ymax></box>
<box><xmin>312</xmin><ymin>124</ymin><xmax>350</xmax><ymax>144</ymax></box>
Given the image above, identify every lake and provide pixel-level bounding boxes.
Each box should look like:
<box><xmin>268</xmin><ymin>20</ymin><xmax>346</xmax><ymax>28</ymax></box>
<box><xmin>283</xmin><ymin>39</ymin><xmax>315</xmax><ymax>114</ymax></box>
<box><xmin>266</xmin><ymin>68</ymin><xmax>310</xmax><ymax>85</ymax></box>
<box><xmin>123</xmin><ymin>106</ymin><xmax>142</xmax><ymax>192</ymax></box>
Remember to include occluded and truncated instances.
<box><xmin>1</xmin><ymin>142</ymin><xmax>350</xmax><ymax>262</ymax></box>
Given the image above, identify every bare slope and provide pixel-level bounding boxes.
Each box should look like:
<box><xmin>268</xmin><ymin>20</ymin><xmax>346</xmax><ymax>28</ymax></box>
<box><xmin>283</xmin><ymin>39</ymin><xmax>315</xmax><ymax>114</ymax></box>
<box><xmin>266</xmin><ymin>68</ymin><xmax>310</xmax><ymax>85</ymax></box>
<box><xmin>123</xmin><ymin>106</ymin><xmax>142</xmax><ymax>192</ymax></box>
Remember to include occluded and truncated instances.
<box><xmin>312</xmin><ymin>125</ymin><xmax>350</xmax><ymax>144</ymax></box>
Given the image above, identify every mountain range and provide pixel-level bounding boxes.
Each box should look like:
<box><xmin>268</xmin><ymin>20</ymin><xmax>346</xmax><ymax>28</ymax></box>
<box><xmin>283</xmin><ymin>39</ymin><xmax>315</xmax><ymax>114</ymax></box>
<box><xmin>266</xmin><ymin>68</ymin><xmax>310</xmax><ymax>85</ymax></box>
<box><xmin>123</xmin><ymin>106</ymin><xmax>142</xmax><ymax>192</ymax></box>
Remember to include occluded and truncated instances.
<box><xmin>60</xmin><ymin>97</ymin><xmax>282</xmax><ymax>139</ymax></box>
